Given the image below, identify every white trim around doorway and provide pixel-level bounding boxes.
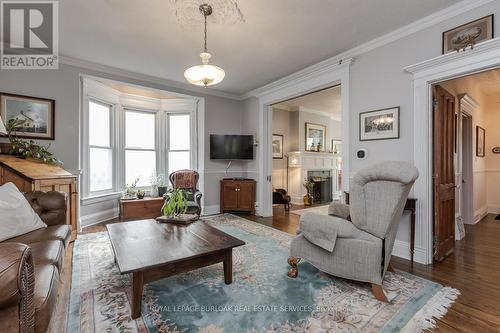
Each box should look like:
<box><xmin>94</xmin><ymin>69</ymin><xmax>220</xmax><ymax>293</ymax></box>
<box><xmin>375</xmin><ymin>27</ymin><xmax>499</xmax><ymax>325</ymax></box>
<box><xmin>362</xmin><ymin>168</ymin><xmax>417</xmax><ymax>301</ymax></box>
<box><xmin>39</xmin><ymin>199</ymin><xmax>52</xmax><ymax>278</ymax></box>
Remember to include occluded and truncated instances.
<box><xmin>405</xmin><ymin>38</ymin><xmax>500</xmax><ymax>265</ymax></box>
<box><xmin>255</xmin><ymin>58</ymin><xmax>353</xmax><ymax>217</ymax></box>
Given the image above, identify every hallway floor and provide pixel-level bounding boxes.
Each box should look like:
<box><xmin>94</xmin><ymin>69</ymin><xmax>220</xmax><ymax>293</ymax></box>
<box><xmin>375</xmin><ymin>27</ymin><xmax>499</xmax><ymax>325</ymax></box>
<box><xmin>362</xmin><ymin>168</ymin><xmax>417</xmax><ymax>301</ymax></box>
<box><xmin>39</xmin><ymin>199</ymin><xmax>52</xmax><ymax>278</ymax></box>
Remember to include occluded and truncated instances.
<box><xmin>243</xmin><ymin>210</ymin><xmax>500</xmax><ymax>332</ymax></box>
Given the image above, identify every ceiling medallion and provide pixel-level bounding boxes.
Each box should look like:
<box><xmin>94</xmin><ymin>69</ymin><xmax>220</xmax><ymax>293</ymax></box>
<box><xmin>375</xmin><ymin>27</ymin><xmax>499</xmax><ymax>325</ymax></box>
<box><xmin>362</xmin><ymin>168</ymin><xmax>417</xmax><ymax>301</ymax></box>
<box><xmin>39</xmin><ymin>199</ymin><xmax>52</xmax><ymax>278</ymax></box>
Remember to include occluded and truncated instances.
<box><xmin>171</xmin><ymin>0</ymin><xmax>244</xmax><ymax>26</ymax></box>
<box><xmin>184</xmin><ymin>4</ymin><xmax>225</xmax><ymax>87</ymax></box>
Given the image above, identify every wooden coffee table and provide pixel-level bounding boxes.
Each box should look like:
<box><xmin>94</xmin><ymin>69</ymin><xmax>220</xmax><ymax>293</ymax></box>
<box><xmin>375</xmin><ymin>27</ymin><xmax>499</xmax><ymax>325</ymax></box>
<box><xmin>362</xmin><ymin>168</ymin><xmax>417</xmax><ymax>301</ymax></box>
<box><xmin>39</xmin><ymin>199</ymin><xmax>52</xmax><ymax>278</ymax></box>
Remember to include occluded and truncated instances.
<box><xmin>106</xmin><ymin>219</ymin><xmax>245</xmax><ymax>319</ymax></box>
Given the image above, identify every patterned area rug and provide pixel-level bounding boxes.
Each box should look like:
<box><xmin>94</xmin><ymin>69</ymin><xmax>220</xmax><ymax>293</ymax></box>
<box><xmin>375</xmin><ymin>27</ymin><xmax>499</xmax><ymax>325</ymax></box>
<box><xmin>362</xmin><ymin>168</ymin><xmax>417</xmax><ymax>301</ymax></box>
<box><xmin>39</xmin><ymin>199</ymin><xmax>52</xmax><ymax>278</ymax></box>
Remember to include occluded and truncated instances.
<box><xmin>68</xmin><ymin>214</ymin><xmax>458</xmax><ymax>333</ymax></box>
<box><xmin>291</xmin><ymin>205</ymin><xmax>329</xmax><ymax>216</ymax></box>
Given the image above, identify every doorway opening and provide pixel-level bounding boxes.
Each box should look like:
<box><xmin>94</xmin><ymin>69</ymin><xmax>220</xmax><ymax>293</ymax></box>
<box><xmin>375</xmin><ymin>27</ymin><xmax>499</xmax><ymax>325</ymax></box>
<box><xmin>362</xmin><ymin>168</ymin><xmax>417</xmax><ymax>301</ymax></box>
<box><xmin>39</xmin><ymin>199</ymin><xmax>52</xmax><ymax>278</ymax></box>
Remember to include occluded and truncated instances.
<box><xmin>269</xmin><ymin>85</ymin><xmax>342</xmax><ymax>219</ymax></box>
<box><xmin>432</xmin><ymin>68</ymin><xmax>500</xmax><ymax>262</ymax></box>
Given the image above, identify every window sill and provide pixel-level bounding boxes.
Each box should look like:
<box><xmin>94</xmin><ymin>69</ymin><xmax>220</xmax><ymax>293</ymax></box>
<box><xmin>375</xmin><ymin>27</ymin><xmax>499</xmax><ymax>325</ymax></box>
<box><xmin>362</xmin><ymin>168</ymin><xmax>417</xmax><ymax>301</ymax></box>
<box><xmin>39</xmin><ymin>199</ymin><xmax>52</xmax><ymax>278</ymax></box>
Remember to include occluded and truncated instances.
<box><xmin>81</xmin><ymin>192</ymin><xmax>123</xmax><ymax>206</ymax></box>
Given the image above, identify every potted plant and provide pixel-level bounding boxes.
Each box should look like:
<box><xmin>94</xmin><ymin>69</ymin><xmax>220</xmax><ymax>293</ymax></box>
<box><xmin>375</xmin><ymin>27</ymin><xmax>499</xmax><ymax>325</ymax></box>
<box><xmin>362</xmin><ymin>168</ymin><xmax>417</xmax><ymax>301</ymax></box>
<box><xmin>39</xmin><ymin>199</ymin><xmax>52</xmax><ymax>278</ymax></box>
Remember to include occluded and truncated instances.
<box><xmin>3</xmin><ymin>119</ymin><xmax>62</xmax><ymax>165</ymax></box>
<box><xmin>156</xmin><ymin>174</ymin><xmax>168</xmax><ymax>197</ymax></box>
<box><xmin>123</xmin><ymin>177</ymin><xmax>140</xmax><ymax>199</ymax></box>
<box><xmin>136</xmin><ymin>189</ymin><xmax>145</xmax><ymax>199</ymax></box>
<box><xmin>303</xmin><ymin>179</ymin><xmax>314</xmax><ymax>206</ymax></box>
<box><xmin>157</xmin><ymin>189</ymin><xmax>198</xmax><ymax>224</ymax></box>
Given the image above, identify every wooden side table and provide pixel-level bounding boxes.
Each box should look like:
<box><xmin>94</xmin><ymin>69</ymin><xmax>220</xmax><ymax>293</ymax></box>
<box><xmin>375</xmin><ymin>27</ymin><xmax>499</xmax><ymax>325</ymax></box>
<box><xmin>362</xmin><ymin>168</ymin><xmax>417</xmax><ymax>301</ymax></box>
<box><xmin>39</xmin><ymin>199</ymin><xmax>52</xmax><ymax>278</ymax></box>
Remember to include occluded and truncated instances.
<box><xmin>120</xmin><ymin>197</ymin><xmax>165</xmax><ymax>220</ymax></box>
<box><xmin>344</xmin><ymin>192</ymin><xmax>417</xmax><ymax>262</ymax></box>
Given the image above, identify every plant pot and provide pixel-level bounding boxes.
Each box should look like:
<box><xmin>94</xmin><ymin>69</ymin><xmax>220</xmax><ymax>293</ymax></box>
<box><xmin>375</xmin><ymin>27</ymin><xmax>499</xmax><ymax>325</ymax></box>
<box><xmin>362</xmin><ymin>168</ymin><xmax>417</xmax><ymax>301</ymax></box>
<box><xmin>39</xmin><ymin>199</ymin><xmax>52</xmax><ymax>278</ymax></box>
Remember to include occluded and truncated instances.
<box><xmin>158</xmin><ymin>186</ymin><xmax>168</xmax><ymax>198</ymax></box>
<box><xmin>303</xmin><ymin>194</ymin><xmax>313</xmax><ymax>206</ymax></box>
<box><xmin>136</xmin><ymin>191</ymin><xmax>145</xmax><ymax>199</ymax></box>
<box><xmin>0</xmin><ymin>142</ymin><xmax>12</xmax><ymax>154</ymax></box>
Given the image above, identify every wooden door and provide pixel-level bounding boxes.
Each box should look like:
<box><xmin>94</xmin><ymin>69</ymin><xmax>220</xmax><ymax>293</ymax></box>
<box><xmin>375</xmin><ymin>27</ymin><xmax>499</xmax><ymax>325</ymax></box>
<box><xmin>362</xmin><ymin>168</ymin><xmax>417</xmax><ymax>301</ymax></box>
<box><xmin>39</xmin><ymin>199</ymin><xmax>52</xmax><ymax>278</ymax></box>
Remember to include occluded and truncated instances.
<box><xmin>433</xmin><ymin>85</ymin><xmax>456</xmax><ymax>261</ymax></box>
<box><xmin>221</xmin><ymin>181</ymin><xmax>239</xmax><ymax>210</ymax></box>
<box><xmin>237</xmin><ymin>182</ymin><xmax>255</xmax><ymax>210</ymax></box>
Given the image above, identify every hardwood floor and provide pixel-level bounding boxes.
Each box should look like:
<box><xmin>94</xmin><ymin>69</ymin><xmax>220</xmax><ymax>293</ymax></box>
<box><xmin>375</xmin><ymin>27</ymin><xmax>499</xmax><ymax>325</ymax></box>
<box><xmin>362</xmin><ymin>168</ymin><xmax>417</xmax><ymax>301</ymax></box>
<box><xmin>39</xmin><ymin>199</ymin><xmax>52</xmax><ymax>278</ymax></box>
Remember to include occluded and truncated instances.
<box><xmin>60</xmin><ymin>207</ymin><xmax>500</xmax><ymax>332</ymax></box>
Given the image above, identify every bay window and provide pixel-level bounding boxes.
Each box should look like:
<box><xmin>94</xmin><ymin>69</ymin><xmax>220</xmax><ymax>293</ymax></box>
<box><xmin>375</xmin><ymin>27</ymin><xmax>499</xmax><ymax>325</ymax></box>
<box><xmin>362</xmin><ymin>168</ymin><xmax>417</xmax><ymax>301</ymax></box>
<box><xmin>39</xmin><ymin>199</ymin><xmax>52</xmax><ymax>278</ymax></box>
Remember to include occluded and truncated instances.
<box><xmin>88</xmin><ymin>100</ymin><xmax>114</xmax><ymax>194</ymax></box>
<box><xmin>125</xmin><ymin>110</ymin><xmax>156</xmax><ymax>187</ymax></box>
<box><xmin>82</xmin><ymin>81</ymin><xmax>198</xmax><ymax>200</ymax></box>
<box><xmin>168</xmin><ymin>114</ymin><xmax>191</xmax><ymax>176</ymax></box>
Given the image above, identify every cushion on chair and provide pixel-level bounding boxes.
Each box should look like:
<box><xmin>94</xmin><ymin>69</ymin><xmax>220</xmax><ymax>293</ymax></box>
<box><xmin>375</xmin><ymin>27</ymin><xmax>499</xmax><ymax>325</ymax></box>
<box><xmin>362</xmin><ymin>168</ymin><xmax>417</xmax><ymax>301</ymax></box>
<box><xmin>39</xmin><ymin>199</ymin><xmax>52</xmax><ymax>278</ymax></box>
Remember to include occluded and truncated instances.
<box><xmin>298</xmin><ymin>213</ymin><xmax>361</xmax><ymax>252</ymax></box>
<box><xmin>30</xmin><ymin>240</ymin><xmax>65</xmax><ymax>271</ymax></box>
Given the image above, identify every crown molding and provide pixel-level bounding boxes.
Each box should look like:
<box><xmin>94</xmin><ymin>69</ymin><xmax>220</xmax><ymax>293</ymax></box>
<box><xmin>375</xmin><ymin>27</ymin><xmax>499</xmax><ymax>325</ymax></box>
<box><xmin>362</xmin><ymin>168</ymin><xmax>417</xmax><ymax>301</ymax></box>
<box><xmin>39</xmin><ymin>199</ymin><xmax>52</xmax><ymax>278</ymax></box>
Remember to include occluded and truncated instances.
<box><xmin>60</xmin><ymin>55</ymin><xmax>242</xmax><ymax>101</ymax></box>
<box><xmin>242</xmin><ymin>0</ymin><xmax>494</xmax><ymax>99</ymax></box>
<box><xmin>404</xmin><ymin>38</ymin><xmax>500</xmax><ymax>77</ymax></box>
<box><xmin>459</xmin><ymin>93</ymin><xmax>480</xmax><ymax>111</ymax></box>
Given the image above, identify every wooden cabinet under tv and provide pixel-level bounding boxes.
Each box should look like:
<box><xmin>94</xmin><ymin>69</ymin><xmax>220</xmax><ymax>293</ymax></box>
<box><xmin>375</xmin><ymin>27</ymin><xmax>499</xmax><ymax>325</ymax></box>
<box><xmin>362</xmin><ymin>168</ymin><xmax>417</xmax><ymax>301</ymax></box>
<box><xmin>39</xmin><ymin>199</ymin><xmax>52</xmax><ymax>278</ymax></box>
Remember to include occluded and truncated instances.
<box><xmin>220</xmin><ymin>179</ymin><xmax>256</xmax><ymax>215</ymax></box>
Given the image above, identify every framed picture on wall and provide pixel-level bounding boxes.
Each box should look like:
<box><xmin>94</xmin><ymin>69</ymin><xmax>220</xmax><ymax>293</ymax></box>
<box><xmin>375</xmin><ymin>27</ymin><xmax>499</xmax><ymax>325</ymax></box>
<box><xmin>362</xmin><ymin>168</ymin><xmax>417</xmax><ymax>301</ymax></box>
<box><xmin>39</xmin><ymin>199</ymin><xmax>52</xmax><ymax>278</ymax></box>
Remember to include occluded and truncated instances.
<box><xmin>359</xmin><ymin>107</ymin><xmax>400</xmax><ymax>141</ymax></box>
<box><xmin>0</xmin><ymin>93</ymin><xmax>55</xmax><ymax>140</ymax></box>
<box><xmin>442</xmin><ymin>15</ymin><xmax>494</xmax><ymax>54</ymax></box>
<box><xmin>305</xmin><ymin>122</ymin><xmax>326</xmax><ymax>152</ymax></box>
<box><xmin>476</xmin><ymin>126</ymin><xmax>485</xmax><ymax>157</ymax></box>
<box><xmin>272</xmin><ymin>134</ymin><xmax>283</xmax><ymax>159</ymax></box>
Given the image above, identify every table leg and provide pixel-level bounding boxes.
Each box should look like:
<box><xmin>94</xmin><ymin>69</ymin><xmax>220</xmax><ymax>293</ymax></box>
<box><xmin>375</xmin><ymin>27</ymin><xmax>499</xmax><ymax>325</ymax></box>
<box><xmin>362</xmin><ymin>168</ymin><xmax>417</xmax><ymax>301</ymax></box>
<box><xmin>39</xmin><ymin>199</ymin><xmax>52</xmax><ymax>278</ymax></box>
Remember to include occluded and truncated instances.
<box><xmin>223</xmin><ymin>250</ymin><xmax>233</xmax><ymax>284</ymax></box>
<box><xmin>131</xmin><ymin>271</ymin><xmax>144</xmax><ymax>319</ymax></box>
<box><xmin>410</xmin><ymin>209</ymin><xmax>416</xmax><ymax>263</ymax></box>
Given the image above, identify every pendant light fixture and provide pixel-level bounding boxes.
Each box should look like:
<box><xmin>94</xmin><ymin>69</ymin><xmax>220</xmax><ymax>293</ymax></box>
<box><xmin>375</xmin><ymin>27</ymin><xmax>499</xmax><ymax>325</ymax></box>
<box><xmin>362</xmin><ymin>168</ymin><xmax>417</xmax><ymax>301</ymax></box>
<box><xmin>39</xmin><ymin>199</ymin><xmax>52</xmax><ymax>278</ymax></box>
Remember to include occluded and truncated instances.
<box><xmin>184</xmin><ymin>4</ymin><xmax>225</xmax><ymax>87</ymax></box>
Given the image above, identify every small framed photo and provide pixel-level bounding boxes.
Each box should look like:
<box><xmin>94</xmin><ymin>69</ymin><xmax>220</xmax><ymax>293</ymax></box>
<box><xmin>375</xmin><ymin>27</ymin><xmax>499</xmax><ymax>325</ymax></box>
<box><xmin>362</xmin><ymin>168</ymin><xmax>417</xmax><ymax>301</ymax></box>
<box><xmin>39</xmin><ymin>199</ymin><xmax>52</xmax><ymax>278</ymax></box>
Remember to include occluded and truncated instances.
<box><xmin>305</xmin><ymin>123</ymin><xmax>326</xmax><ymax>152</ymax></box>
<box><xmin>442</xmin><ymin>15</ymin><xmax>494</xmax><ymax>54</ymax></box>
<box><xmin>0</xmin><ymin>93</ymin><xmax>55</xmax><ymax>140</ymax></box>
<box><xmin>272</xmin><ymin>134</ymin><xmax>283</xmax><ymax>159</ymax></box>
<box><xmin>476</xmin><ymin>126</ymin><xmax>485</xmax><ymax>157</ymax></box>
<box><xmin>360</xmin><ymin>107</ymin><xmax>400</xmax><ymax>141</ymax></box>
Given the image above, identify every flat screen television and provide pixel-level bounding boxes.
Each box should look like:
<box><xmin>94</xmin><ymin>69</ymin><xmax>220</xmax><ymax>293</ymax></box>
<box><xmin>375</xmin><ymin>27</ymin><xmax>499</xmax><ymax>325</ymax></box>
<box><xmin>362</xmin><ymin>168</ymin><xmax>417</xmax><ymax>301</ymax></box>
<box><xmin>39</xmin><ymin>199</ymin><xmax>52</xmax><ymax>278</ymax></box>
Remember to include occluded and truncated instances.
<box><xmin>210</xmin><ymin>134</ymin><xmax>254</xmax><ymax>160</ymax></box>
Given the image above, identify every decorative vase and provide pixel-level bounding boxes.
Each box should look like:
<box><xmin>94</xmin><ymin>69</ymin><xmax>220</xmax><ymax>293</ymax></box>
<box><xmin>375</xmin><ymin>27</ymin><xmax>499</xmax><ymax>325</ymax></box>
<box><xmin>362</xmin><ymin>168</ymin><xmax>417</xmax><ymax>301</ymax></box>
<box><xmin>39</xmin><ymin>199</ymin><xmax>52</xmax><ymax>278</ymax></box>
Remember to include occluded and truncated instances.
<box><xmin>303</xmin><ymin>194</ymin><xmax>313</xmax><ymax>206</ymax></box>
<box><xmin>158</xmin><ymin>186</ymin><xmax>167</xmax><ymax>198</ymax></box>
<box><xmin>136</xmin><ymin>190</ymin><xmax>145</xmax><ymax>199</ymax></box>
<box><xmin>150</xmin><ymin>185</ymin><xmax>158</xmax><ymax>197</ymax></box>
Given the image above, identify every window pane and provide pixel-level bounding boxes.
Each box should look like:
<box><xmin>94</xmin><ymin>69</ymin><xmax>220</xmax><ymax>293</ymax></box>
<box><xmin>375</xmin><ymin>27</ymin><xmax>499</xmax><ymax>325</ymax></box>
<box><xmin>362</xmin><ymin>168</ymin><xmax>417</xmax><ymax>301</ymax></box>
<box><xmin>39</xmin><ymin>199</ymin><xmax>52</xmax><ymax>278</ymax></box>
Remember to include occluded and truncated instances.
<box><xmin>126</xmin><ymin>111</ymin><xmax>155</xmax><ymax>149</ymax></box>
<box><xmin>126</xmin><ymin>150</ymin><xmax>156</xmax><ymax>187</ymax></box>
<box><xmin>169</xmin><ymin>114</ymin><xmax>190</xmax><ymax>150</ymax></box>
<box><xmin>89</xmin><ymin>101</ymin><xmax>110</xmax><ymax>147</ymax></box>
<box><xmin>89</xmin><ymin>147</ymin><xmax>113</xmax><ymax>192</ymax></box>
<box><xmin>168</xmin><ymin>151</ymin><xmax>190</xmax><ymax>176</ymax></box>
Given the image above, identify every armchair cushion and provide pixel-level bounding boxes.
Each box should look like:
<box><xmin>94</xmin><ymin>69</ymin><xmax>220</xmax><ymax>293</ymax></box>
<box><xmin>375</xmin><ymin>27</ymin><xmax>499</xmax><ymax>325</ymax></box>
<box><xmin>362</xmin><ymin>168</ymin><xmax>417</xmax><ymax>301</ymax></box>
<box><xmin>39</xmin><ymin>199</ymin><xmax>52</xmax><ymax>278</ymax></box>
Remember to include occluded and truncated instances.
<box><xmin>297</xmin><ymin>213</ymin><xmax>379</xmax><ymax>252</ymax></box>
<box><xmin>0</xmin><ymin>182</ymin><xmax>47</xmax><ymax>242</ymax></box>
<box><xmin>328</xmin><ymin>201</ymin><xmax>351</xmax><ymax>220</ymax></box>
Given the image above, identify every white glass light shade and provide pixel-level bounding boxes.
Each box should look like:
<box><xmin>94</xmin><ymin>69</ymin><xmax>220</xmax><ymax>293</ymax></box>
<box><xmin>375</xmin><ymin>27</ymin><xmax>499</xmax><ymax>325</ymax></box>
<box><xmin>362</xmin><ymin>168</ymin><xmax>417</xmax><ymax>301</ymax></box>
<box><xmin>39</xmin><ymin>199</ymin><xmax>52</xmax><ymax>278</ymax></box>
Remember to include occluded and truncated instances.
<box><xmin>184</xmin><ymin>52</ymin><xmax>225</xmax><ymax>87</ymax></box>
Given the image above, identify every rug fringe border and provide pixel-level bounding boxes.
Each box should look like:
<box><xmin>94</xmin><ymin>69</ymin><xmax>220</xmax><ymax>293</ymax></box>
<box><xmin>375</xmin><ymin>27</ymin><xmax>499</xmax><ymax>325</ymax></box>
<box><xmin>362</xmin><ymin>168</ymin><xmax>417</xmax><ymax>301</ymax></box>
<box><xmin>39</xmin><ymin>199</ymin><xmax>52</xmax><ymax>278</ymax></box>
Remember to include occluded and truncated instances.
<box><xmin>401</xmin><ymin>286</ymin><xmax>460</xmax><ymax>332</ymax></box>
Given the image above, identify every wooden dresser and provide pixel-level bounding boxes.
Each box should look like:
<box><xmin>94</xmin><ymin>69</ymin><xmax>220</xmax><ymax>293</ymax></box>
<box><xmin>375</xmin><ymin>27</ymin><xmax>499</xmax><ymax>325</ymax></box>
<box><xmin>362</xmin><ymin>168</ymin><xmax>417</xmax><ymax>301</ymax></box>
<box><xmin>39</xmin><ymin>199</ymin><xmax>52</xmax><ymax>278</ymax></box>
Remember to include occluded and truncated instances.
<box><xmin>0</xmin><ymin>155</ymin><xmax>78</xmax><ymax>240</ymax></box>
<box><xmin>220</xmin><ymin>179</ymin><xmax>256</xmax><ymax>215</ymax></box>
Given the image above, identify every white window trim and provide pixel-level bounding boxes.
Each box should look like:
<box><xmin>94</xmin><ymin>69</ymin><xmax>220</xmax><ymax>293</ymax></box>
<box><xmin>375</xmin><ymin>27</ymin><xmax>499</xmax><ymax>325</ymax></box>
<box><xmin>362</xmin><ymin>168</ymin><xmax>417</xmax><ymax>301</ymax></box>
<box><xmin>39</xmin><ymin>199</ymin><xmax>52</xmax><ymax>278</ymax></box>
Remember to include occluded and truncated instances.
<box><xmin>81</xmin><ymin>78</ymin><xmax>199</xmax><ymax>202</ymax></box>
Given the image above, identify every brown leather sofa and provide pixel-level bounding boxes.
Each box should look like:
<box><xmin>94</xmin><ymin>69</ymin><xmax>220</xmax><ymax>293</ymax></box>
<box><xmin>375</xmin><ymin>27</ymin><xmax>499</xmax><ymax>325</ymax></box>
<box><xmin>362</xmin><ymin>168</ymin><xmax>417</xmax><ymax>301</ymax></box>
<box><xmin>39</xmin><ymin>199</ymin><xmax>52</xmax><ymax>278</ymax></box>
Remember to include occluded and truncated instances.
<box><xmin>0</xmin><ymin>191</ymin><xmax>72</xmax><ymax>333</ymax></box>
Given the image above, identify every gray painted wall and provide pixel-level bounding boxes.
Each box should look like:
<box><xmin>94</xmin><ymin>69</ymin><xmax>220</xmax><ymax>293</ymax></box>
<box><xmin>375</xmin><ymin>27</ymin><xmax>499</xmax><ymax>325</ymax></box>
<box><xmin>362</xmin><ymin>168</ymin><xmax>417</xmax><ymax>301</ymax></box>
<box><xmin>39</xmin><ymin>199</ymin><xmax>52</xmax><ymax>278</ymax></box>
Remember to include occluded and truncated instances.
<box><xmin>243</xmin><ymin>1</ymin><xmax>500</xmax><ymax>245</ymax></box>
<box><xmin>0</xmin><ymin>63</ymin><xmax>249</xmax><ymax>222</ymax></box>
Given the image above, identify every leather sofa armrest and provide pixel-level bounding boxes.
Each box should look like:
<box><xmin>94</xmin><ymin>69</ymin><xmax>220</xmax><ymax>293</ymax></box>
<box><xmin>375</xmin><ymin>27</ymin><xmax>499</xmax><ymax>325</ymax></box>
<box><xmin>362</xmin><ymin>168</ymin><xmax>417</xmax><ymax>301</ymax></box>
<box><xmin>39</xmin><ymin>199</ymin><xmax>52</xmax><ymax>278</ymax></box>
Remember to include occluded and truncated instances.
<box><xmin>0</xmin><ymin>243</ymin><xmax>35</xmax><ymax>333</ymax></box>
<box><xmin>24</xmin><ymin>191</ymin><xmax>68</xmax><ymax>226</ymax></box>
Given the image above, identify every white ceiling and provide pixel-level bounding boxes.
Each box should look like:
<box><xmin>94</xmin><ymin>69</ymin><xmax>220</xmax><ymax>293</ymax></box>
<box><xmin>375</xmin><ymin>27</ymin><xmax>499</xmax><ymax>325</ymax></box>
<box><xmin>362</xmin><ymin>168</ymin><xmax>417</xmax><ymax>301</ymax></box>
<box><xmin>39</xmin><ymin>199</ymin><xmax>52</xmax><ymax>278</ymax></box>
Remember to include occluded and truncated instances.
<box><xmin>442</xmin><ymin>68</ymin><xmax>500</xmax><ymax>104</ymax></box>
<box><xmin>60</xmin><ymin>0</ymin><xmax>460</xmax><ymax>95</ymax></box>
<box><xmin>274</xmin><ymin>86</ymin><xmax>341</xmax><ymax>118</ymax></box>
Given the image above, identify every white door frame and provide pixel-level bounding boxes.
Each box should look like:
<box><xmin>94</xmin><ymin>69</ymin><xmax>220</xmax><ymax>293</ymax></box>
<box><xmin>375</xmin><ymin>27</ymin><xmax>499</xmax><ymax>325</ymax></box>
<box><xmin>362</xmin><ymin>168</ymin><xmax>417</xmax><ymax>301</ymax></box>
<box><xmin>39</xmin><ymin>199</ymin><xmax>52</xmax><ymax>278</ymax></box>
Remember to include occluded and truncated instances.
<box><xmin>255</xmin><ymin>58</ymin><xmax>352</xmax><ymax>217</ymax></box>
<box><xmin>405</xmin><ymin>38</ymin><xmax>500</xmax><ymax>264</ymax></box>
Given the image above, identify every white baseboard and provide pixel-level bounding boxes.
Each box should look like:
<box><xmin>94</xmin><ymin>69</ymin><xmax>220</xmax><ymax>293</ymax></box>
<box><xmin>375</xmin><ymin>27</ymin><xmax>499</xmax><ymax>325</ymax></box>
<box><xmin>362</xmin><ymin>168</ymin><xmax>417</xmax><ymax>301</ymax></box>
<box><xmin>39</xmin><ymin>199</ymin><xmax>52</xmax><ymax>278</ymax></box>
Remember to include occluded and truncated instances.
<box><xmin>80</xmin><ymin>207</ymin><xmax>119</xmax><ymax>228</ymax></box>
<box><xmin>203</xmin><ymin>205</ymin><xmax>221</xmax><ymax>216</ymax></box>
<box><xmin>487</xmin><ymin>205</ymin><xmax>500</xmax><ymax>214</ymax></box>
<box><xmin>392</xmin><ymin>240</ymin><xmax>427</xmax><ymax>265</ymax></box>
<box><xmin>472</xmin><ymin>206</ymin><xmax>488</xmax><ymax>224</ymax></box>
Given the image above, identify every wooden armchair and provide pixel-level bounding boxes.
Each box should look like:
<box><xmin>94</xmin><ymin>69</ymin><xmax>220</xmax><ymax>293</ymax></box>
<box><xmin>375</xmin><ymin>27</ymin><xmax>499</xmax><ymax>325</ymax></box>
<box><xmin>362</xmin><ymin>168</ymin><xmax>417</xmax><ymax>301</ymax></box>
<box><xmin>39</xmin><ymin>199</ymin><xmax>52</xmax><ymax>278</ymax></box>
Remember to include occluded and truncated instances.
<box><xmin>168</xmin><ymin>170</ymin><xmax>203</xmax><ymax>216</ymax></box>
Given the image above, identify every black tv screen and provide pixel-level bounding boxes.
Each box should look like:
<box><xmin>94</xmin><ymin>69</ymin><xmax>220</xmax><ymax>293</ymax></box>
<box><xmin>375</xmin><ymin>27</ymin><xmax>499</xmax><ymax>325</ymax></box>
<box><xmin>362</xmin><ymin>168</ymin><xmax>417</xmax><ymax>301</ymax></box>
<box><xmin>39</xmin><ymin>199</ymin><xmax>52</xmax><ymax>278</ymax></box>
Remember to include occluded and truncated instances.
<box><xmin>210</xmin><ymin>135</ymin><xmax>254</xmax><ymax>160</ymax></box>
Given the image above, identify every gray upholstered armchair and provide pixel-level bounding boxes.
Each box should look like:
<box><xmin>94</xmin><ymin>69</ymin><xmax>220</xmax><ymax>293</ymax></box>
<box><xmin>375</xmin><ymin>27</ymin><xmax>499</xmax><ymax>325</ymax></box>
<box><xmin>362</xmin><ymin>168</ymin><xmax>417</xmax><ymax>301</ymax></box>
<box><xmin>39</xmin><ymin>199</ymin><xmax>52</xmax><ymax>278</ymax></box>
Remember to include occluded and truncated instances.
<box><xmin>287</xmin><ymin>161</ymin><xmax>419</xmax><ymax>302</ymax></box>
